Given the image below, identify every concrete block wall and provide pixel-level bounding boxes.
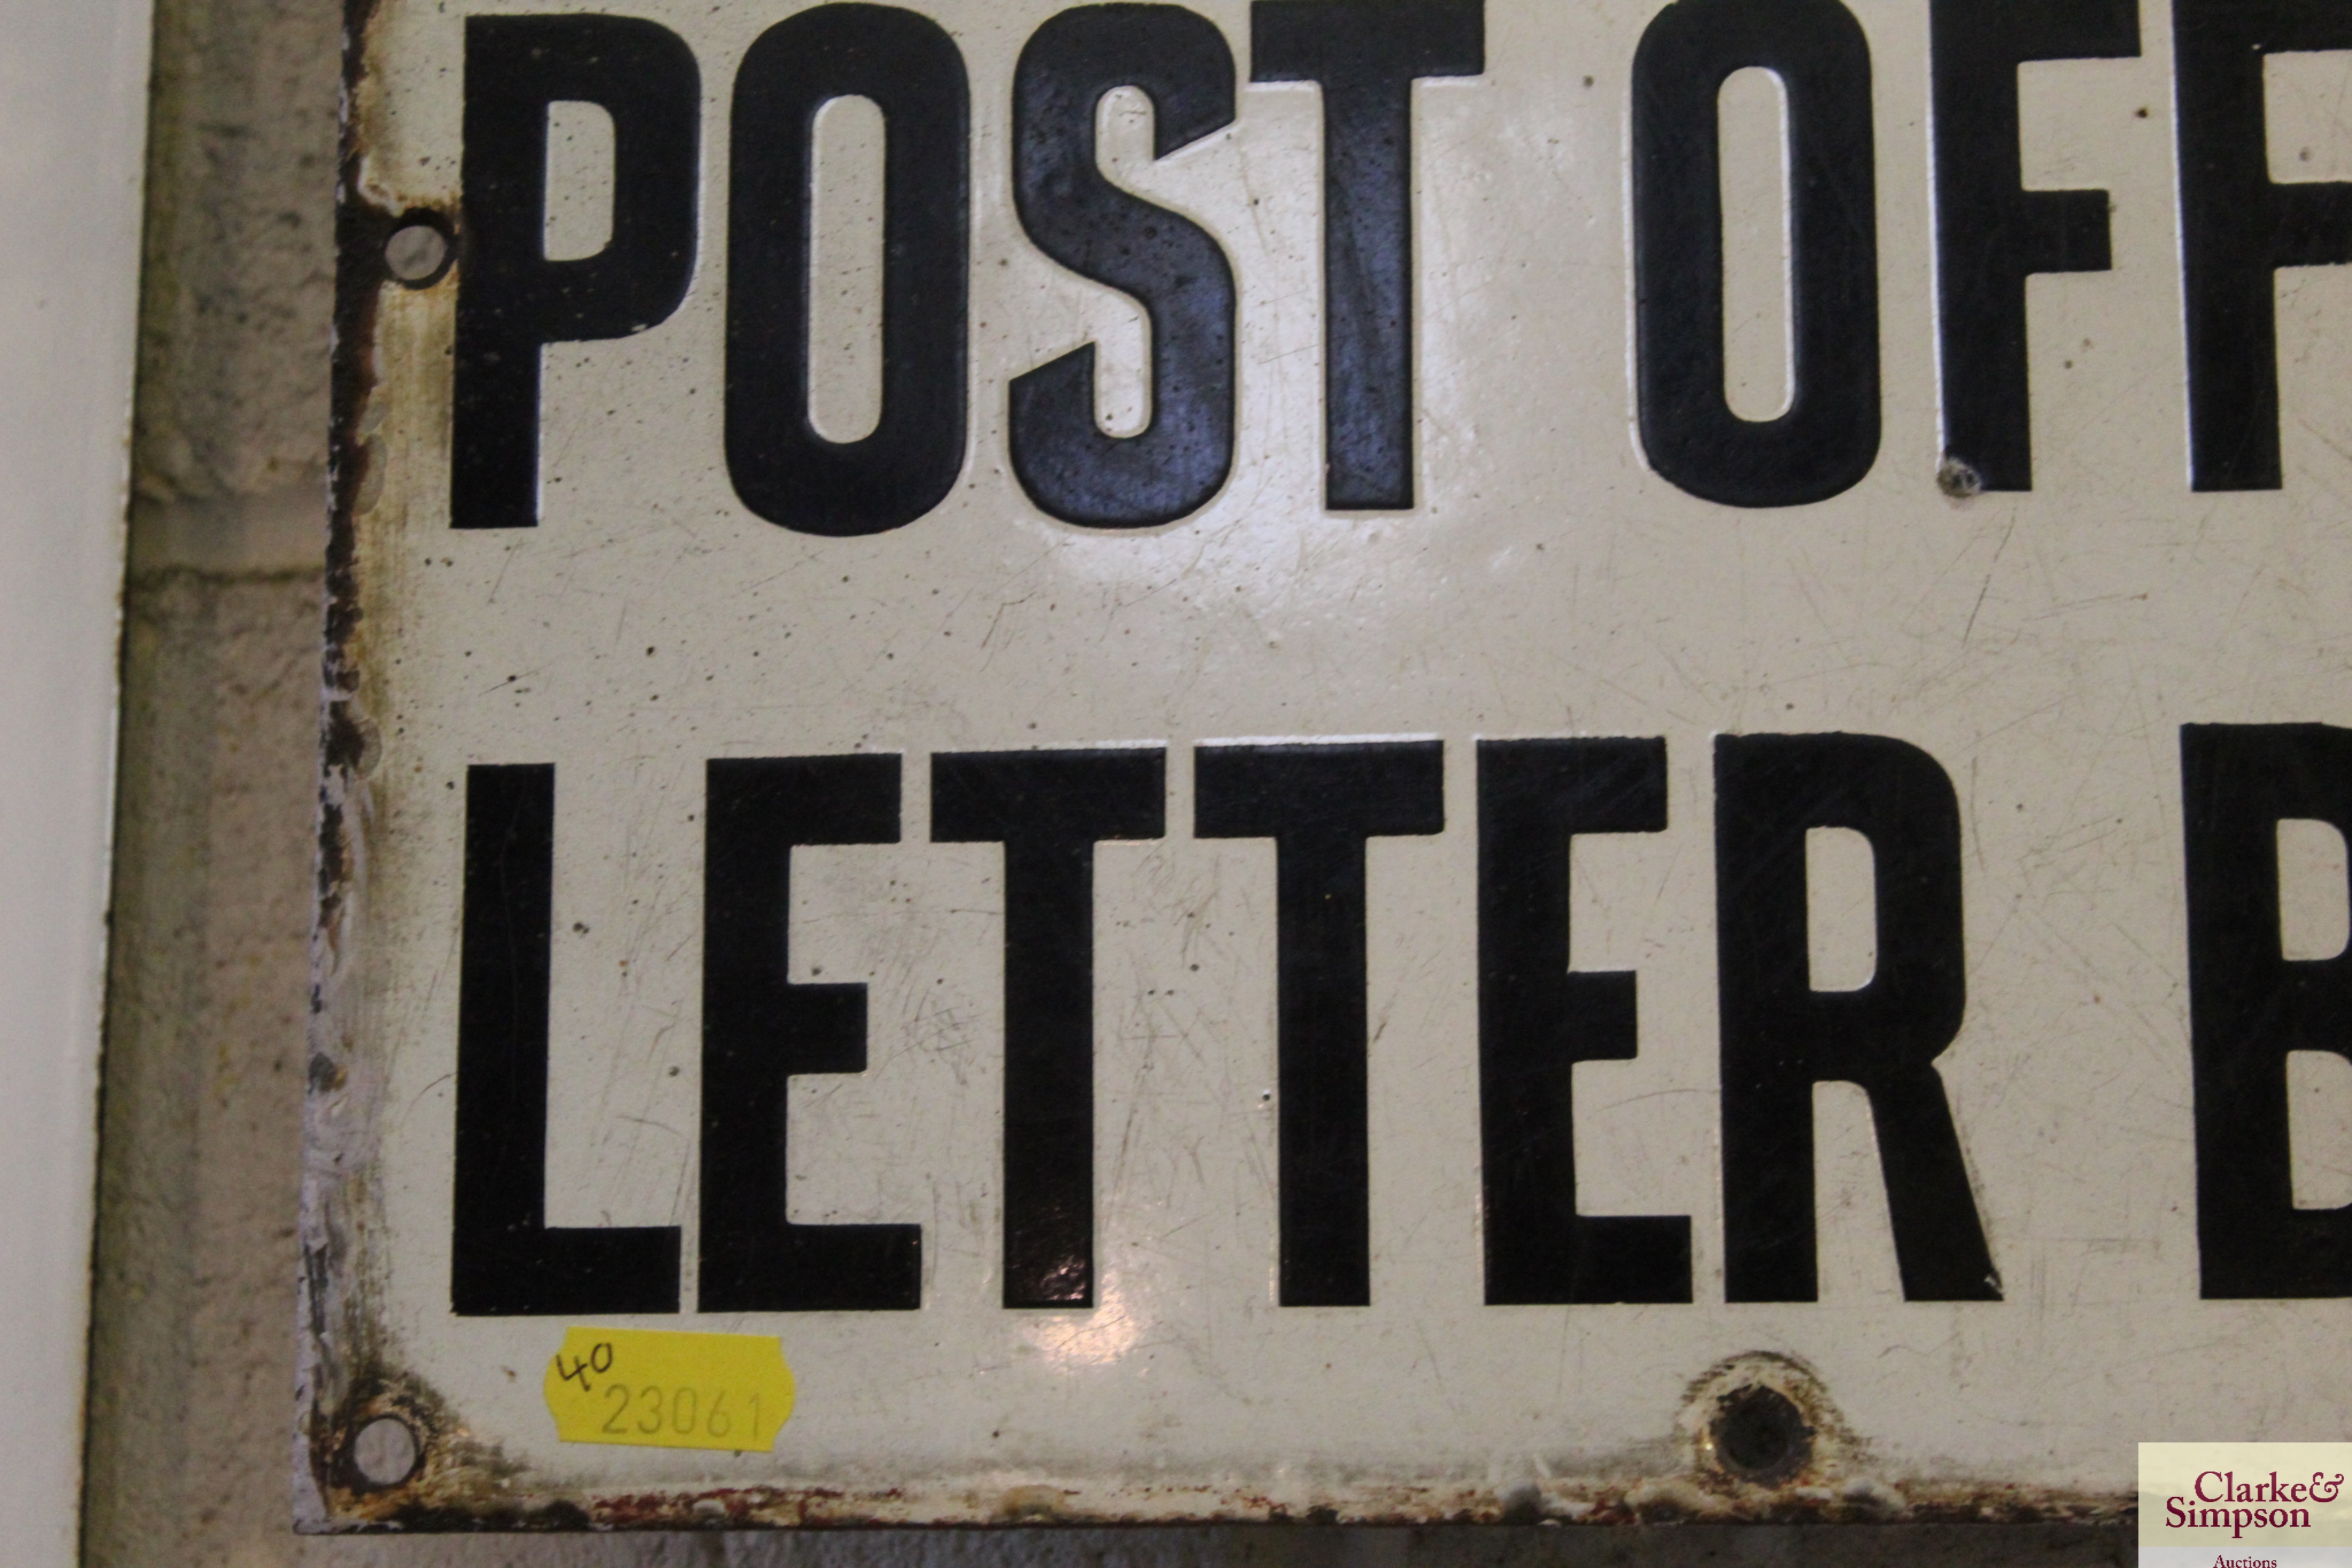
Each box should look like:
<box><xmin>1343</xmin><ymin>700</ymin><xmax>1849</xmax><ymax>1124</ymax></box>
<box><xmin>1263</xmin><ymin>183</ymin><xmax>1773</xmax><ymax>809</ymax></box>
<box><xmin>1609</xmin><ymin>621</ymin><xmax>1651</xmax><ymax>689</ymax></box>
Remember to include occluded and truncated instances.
<box><xmin>74</xmin><ymin>0</ymin><xmax>2136</xmax><ymax>1562</ymax></box>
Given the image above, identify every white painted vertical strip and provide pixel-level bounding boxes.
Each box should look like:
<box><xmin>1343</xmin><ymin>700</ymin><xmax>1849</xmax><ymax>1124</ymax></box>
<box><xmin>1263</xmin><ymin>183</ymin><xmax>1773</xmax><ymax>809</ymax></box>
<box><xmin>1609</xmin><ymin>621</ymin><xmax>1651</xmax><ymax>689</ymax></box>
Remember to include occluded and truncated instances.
<box><xmin>0</xmin><ymin>0</ymin><xmax>152</xmax><ymax>1559</ymax></box>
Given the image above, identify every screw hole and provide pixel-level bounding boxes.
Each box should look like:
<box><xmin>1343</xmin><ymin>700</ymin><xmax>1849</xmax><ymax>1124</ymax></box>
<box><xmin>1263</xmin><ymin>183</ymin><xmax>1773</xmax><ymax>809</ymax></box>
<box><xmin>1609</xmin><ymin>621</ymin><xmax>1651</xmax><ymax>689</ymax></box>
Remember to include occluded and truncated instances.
<box><xmin>1710</xmin><ymin>1384</ymin><xmax>1813</xmax><ymax>1486</ymax></box>
<box><xmin>1935</xmin><ymin>456</ymin><xmax>1984</xmax><ymax>499</ymax></box>
<box><xmin>383</xmin><ymin>222</ymin><xmax>451</xmax><ymax>286</ymax></box>
<box><xmin>348</xmin><ymin>1414</ymin><xmax>421</xmax><ymax>1489</ymax></box>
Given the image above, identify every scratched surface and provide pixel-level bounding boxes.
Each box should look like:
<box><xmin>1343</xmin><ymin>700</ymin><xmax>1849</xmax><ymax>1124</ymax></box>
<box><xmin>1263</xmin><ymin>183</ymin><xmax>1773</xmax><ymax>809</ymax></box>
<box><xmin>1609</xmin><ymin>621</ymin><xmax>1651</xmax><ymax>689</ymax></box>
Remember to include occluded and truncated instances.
<box><xmin>305</xmin><ymin>0</ymin><xmax>2352</xmax><ymax>1530</ymax></box>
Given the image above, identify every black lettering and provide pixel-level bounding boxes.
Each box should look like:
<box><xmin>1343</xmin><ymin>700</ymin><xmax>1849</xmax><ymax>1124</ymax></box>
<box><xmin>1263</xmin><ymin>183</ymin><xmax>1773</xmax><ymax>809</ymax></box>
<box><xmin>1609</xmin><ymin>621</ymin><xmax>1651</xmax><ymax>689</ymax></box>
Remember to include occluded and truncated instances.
<box><xmin>1011</xmin><ymin>6</ymin><xmax>1238</xmax><ymax>529</ymax></box>
<box><xmin>451</xmin><ymin>764</ymin><xmax>680</xmax><ymax>1314</ymax></box>
<box><xmin>1196</xmin><ymin>740</ymin><xmax>1445</xmax><ymax>1305</ymax></box>
<box><xmin>454</xmin><ymin>16</ymin><xmax>700</xmax><ymax>529</ymax></box>
<box><xmin>701</xmin><ymin>755</ymin><xmax>921</xmax><ymax>1311</ymax></box>
<box><xmin>1250</xmin><ymin>1</ymin><xmax>1484</xmax><ymax>510</ymax></box>
<box><xmin>932</xmin><ymin>748</ymin><xmax>1167</xmax><ymax>1308</ymax></box>
<box><xmin>1714</xmin><ymin>734</ymin><xmax>1999</xmax><ymax>1302</ymax></box>
<box><xmin>1930</xmin><ymin>0</ymin><xmax>2138</xmax><ymax>490</ymax></box>
<box><xmin>2182</xmin><ymin>723</ymin><xmax>2352</xmax><ymax>1296</ymax></box>
<box><xmin>2174</xmin><ymin>0</ymin><xmax>2352</xmax><ymax>490</ymax></box>
<box><xmin>727</xmin><ymin>5</ymin><xmax>970</xmax><ymax>534</ymax></box>
<box><xmin>1478</xmin><ymin>739</ymin><xmax>1691</xmax><ymax>1304</ymax></box>
<box><xmin>1632</xmin><ymin>0</ymin><xmax>1879</xmax><ymax>507</ymax></box>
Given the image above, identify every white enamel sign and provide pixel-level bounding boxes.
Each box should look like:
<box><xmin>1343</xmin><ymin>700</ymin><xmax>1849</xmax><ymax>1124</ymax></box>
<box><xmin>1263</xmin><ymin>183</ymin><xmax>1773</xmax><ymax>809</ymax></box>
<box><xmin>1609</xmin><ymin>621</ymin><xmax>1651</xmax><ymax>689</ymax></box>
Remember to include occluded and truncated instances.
<box><xmin>307</xmin><ymin>0</ymin><xmax>2352</xmax><ymax>1529</ymax></box>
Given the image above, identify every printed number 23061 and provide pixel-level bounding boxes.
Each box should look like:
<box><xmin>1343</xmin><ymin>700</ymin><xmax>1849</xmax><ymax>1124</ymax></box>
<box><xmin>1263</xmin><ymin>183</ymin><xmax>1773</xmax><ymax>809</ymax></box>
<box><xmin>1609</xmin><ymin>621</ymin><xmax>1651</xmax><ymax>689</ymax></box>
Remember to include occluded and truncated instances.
<box><xmin>600</xmin><ymin>1380</ymin><xmax>764</xmax><ymax>1442</ymax></box>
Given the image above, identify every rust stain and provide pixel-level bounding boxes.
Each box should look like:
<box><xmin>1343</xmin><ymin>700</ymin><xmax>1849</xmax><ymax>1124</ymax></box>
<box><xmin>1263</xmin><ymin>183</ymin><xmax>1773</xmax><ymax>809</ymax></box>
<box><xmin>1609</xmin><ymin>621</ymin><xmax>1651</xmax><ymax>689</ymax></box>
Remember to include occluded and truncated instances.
<box><xmin>300</xmin><ymin>0</ymin><xmax>388</xmax><ymax>1526</ymax></box>
<box><xmin>300</xmin><ymin>0</ymin><xmax>466</xmax><ymax>1527</ymax></box>
<box><xmin>298</xmin><ymin>1339</ymin><xmax>2128</xmax><ymax>1533</ymax></box>
<box><xmin>298</xmin><ymin>1466</ymin><xmax>2130</xmax><ymax>1533</ymax></box>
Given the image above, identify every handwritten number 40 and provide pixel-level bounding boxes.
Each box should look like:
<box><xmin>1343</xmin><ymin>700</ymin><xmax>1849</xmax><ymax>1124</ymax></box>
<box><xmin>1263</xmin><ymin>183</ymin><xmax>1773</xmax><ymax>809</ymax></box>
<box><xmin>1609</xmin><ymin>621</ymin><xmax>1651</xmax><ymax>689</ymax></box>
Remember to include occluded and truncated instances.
<box><xmin>554</xmin><ymin>1340</ymin><xmax>615</xmax><ymax>1391</ymax></box>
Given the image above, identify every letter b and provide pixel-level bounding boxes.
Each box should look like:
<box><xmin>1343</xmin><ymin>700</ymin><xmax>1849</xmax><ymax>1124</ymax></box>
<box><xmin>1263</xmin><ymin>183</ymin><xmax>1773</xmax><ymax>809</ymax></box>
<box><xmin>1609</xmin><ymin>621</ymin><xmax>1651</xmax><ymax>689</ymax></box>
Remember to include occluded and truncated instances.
<box><xmin>2183</xmin><ymin>724</ymin><xmax>2352</xmax><ymax>1296</ymax></box>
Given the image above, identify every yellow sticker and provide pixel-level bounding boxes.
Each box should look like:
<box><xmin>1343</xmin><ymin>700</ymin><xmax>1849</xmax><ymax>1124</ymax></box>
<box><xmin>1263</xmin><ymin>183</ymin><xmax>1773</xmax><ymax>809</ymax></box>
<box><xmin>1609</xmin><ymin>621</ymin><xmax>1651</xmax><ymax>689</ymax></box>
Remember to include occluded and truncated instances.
<box><xmin>543</xmin><ymin>1328</ymin><xmax>794</xmax><ymax>1452</ymax></box>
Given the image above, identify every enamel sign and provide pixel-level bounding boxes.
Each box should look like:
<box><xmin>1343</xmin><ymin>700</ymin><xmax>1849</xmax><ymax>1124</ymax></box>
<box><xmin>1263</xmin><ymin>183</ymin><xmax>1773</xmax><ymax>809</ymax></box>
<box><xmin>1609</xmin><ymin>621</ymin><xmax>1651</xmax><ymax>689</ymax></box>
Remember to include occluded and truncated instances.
<box><xmin>305</xmin><ymin>0</ymin><xmax>2352</xmax><ymax>1529</ymax></box>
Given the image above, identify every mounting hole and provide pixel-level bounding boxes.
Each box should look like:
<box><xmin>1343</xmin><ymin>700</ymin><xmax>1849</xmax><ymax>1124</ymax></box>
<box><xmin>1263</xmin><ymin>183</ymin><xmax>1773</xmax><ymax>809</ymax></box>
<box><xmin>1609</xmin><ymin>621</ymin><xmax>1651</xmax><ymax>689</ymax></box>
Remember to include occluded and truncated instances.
<box><xmin>383</xmin><ymin>221</ymin><xmax>451</xmax><ymax>286</ymax></box>
<box><xmin>349</xmin><ymin>1414</ymin><xmax>421</xmax><ymax>1489</ymax></box>
<box><xmin>1710</xmin><ymin>1384</ymin><xmax>1813</xmax><ymax>1486</ymax></box>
